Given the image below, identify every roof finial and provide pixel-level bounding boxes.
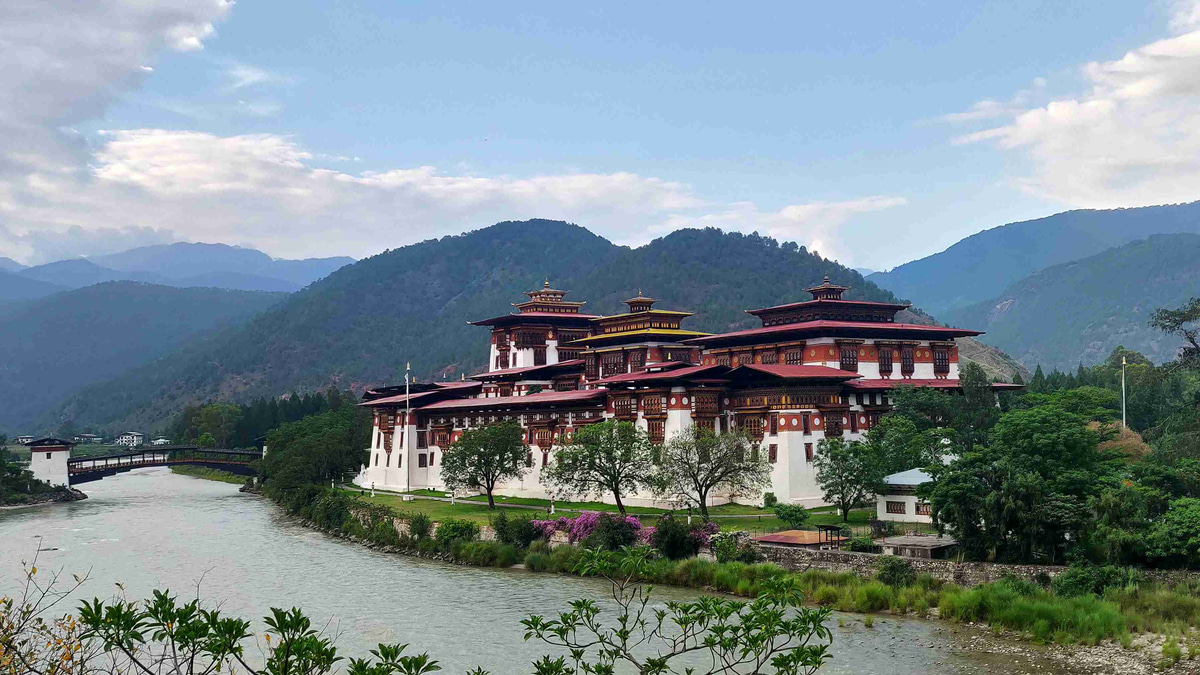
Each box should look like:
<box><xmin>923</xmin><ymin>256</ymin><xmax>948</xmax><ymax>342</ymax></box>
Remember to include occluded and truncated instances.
<box><xmin>544</xmin><ymin>278</ymin><xmax>550</xmax><ymax>289</ymax></box>
<box><xmin>823</xmin><ymin>275</ymin><xmax>830</xmax><ymax>284</ymax></box>
<box><xmin>638</xmin><ymin>288</ymin><xmax>643</xmax><ymax>297</ymax></box>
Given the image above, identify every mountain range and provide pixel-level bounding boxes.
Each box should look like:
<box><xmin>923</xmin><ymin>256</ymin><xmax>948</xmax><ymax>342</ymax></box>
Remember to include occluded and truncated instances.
<box><xmin>0</xmin><ymin>282</ymin><xmax>286</xmax><ymax>434</ymax></box>
<box><xmin>868</xmin><ymin>202</ymin><xmax>1200</xmax><ymax>317</ymax></box>
<box><xmin>941</xmin><ymin>234</ymin><xmax>1200</xmax><ymax>371</ymax></box>
<box><xmin>0</xmin><ymin>242</ymin><xmax>354</xmax><ymax>305</ymax></box>
<box><xmin>28</xmin><ymin>220</ymin><xmax>1025</xmax><ymax>435</ymax></box>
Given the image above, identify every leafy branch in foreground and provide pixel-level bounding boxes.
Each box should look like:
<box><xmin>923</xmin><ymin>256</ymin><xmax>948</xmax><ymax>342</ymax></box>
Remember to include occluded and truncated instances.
<box><xmin>521</xmin><ymin>546</ymin><xmax>833</xmax><ymax>675</ymax></box>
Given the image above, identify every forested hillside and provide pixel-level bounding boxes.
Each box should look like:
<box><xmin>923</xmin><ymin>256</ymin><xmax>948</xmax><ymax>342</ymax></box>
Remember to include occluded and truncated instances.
<box><xmin>869</xmin><ymin>202</ymin><xmax>1200</xmax><ymax>316</ymax></box>
<box><xmin>0</xmin><ymin>282</ymin><xmax>286</xmax><ymax>435</ymax></box>
<box><xmin>942</xmin><ymin>234</ymin><xmax>1200</xmax><ymax>371</ymax></box>
<box><xmin>41</xmin><ymin>220</ymin><xmax>1024</xmax><ymax>434</ymax></box>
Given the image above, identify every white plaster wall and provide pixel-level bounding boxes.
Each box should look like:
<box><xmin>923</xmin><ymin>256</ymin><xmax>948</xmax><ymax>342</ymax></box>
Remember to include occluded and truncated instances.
<box><xmin>30</xmin><ymin>448</ymin><xmax>69</xmax><ymax>487</ymax></box>
<box><xmin>875</xmin><ymin>494</ymin><xmax>932</xmax><ymax>524</ymax></box>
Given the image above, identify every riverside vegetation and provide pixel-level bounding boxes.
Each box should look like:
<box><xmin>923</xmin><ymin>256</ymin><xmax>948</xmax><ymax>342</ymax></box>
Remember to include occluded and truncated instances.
<box><xmin>1</xmin><ymin>545</ymin><xmax>833</xmax><ymax>675</ymax></box>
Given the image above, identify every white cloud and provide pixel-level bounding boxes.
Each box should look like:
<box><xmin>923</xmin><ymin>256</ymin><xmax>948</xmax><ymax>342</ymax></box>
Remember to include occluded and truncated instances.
<box><xmin>947</xmin><ymin>3</ymin><xmax>1200</xmax><ymax>207</ymax></box>
<box><xmin>0</xmin><ymin>0</ymin><xmax>902</xmax><ymax>266</ymax></box>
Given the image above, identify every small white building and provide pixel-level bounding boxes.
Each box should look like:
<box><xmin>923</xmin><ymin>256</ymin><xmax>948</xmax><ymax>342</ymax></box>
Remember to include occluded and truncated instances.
<box><xmin>876</xmin><ymin>468</ymin><xmax>934</xmax><ymax>524</ymax></box>
<box><xmin>27</xmin><ymin>438</ymin><xmax>72</xmax><ymax>487</ymax></box>
<box><xmin>115</xmin><ymin>432</ymin><xmax>144</xmax><ymax>447</ymax></box>
<box><xmin>151</xmin><ymin>437</ymin><xmax>171</xmax><ymax>446</ymax></box>
<box><xmin>15</xmin><ymin>435</ymin><xmax>34</xmax><ymax>445</ymax></box>
<box><xmin>74</xmin><ymin>434</ymin><xmax>103</xmax><ymax>444</ymax></box>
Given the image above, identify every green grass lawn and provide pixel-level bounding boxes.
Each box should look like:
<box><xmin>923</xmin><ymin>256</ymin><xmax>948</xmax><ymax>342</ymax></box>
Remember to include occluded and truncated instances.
<box><xmin>170</xmin><ymin>465</ymin><xmax>247</xmax><ymax>485</ymax></box>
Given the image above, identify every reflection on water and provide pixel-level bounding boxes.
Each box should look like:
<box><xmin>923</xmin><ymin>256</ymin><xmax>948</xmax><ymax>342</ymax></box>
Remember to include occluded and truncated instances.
<box><xmin>2</xmin><ymin>468</ymin><xmax>1069</xmax><ymax>674</ymax></box>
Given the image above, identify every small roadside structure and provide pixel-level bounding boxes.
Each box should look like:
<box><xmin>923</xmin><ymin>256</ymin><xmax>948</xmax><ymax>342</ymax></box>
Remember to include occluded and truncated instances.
<box><xmin>879</xmin><ymin>534</ymin><xmax>958</xmax><ymax>559</ymax></box>
<box><xmin>151</xmin><ymin>437</ymin><xmax>171</xmax><ymax>446</ymax></box>
<box><xmin>754</xmin><ymin>529</ymin><xmax>849</xmax><ymax>550</ymax></box>
<box><xmin>876</xmin><ymin>468</ymin><xmax>933</xmax><ymax>524</ymax></box>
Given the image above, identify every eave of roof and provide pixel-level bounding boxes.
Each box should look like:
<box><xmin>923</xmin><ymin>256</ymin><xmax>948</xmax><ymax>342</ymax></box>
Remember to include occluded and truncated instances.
<box><xmin>417</xmin><ymin>388</ymin><xmax>607</xmax><ymax>411</ymax></box>
<box><xmin>726</xmin><ymin>364</ymin><xmax>863</xmax><ymax>381</ymax></box>
<box><xmin>591</xmin><ymin>363</ymin><xmax>727</xmax><ymax>385</ymax></box>
<box><xmin>843</xmin><ymin>379</ymin><xmax>1025</xmax><ymax>391</ymax></box>
<box><xmin>682</xmin><ymin>320</ymin><xmax>983</xmax><ymax>345</ymax></box>
<box><xmin>471</xmin><ymin>359</ymin><xmax>584</xmax><ymax>381</ymax></box>
<box><xmin>594</xmin><ymin>309</ymin><xmax>694</xmax><ymax>321</ymax></box>
<box><xmin>745</xmin><ymin>298</ymin><xmax>911</xmax><ymax>316</ymax></box>
<box><xmin>569</xmin><ymin>328</ymin><xmax>710</xmax><ymax>345</ymax></box>
<box><xmin>469</xmin><ymin>311</ymin><xmax>601</xmax><ymax>326</ymax></box>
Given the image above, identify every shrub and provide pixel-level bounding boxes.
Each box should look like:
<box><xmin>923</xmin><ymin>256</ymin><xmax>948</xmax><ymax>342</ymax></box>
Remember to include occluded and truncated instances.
<box><xmin>492</xmin><ymin>510</ymin><xmax>542</xmax><ymax>548</ymax></box>
<box><xmin>653</xmin><ymin>516</ymin><xmax>703</xmax><ymax>560</ymax></box>
<box><xmin>495</xmin><ymin>544</ymin><xmax>520</xmax><ymax>567</ymax></box>
<box><xmin>814</xmin><ymin>585</ymin><xmax>840</xmax><ymax>605</ymax></box>
<box><xmin>549</xmin><ymin>545</ymin><xmax>584</xmax><ymax>573</ymax></box>
<box><xmin>672</xmin><ymin>558</ymin><xmax>718</xmax><ymax>587</ymax></box>
<box><xmin>875</xmin><ymin>556</ymin><xmax>915</xmax><ymax>587</ymax></box>
<box><xmin>531</xmin><ymin>512</ymin><xmax>643</xmax><ymax>546</ymax></box>
<box><xmin>460</xmin><ymin>541</ymin><xmax>499</xmax><ymax>566</ymax></box>
<box><xmin>773</xmin><ymin>503</ymin><xmax>809</xmax><ymax>529</ymax></box>
<box><xmin>763</xmin><ymin>492</ymin><xmax>778</xmax><ymax>508</ymax></box>
<box><xmin>408</xmin><ymin>513</ymin><xmax>432</xmax><ymax>540</ymax></box>
<box><xmin>528</xmin><ymin>539</ymin><xmax>554</xmax><ymax>556</ymax></box>
<box><xmin>846</xmin><ymin>535</ymin><xmax>880</xmax><ymax>553</ymax></box>
<box><xmin>1052</xmin><ymin>564</ymin><xmax>1142</xmax><ymax>598</ymax></box>
<box><xmin>711</xmin><ymin>532</ymin><xmax>758</xmax><ymax>563</ymax></box>
<box><xmin>585</xmin><ymin>513</ymin><xmax>641</xmax><ymax>551</ymax></box>
<box><xmin>435</xmin><ymin>518</ymin><xmax>480</xmax><ymax>546</ymax></box>
<box><xmin>525</xmin><ymin>551</ymin><xmax>551</xmax><ymax>572</ymax></box>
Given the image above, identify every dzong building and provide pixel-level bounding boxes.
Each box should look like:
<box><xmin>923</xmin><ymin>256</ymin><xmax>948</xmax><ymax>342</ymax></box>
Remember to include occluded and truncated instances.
<box><xmin>355</xmin><ymin>278</ymin><xmax>1012</xmax><ymax>508</ymax></box>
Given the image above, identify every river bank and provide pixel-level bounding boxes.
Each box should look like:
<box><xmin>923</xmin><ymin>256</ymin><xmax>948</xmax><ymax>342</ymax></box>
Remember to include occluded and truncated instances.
<box><xmin>2</xmin><ymin>467</ymin><xmax>1127</xmax><ymax>675</ymax></box>
<box><xmin>0</xmin><ymin>486</ymin><xmax>87</xmax><ymax>510</ymax></box>
<box><xmin>267</xmin><ymin>482</ymin><xmax>1195</xmax><ymax>672</ymax></box>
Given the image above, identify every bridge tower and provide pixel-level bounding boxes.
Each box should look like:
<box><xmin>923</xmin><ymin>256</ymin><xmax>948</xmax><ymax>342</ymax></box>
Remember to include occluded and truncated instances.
<box><xmin>26</xmin><ymin>438</ymin><xmax>74</xmax><ymax>487</ymax></box>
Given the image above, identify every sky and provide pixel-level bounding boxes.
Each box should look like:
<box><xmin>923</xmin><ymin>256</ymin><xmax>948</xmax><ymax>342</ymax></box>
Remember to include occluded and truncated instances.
<box><xmin>3</xmin><ymin>1</ymin><xmax>1200</xmax><ymax>269</ymax></box>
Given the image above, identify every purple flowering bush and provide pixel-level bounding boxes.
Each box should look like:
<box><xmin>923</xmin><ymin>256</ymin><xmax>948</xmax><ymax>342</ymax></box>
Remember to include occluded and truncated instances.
<box><xmin>531</xmin><ymin>511</ymin><xmax>644</xmax><ymax>549</ymax></box>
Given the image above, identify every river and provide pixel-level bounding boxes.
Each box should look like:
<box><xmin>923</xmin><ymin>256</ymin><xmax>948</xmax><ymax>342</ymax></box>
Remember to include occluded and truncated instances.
<box><xmin>1</xmin><ymin>468</ymin><xmax>1080</xmax><ymax>674</ymax></box>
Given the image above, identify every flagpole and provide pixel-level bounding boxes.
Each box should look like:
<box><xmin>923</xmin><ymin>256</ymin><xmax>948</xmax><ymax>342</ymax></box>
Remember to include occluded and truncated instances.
<box><xmin>1121</xmin><ymin>356</ymin><xmax>1127</xmax><ymax>428</ymax></box>
<box><xmin>405</xmin><ymin>362</ymin><xmax>412</xmax><ymax>492</ymax></box>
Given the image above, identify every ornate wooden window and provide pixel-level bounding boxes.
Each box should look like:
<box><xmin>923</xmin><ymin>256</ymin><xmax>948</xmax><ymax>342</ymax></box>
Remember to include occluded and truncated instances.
<box><xmin>515</xmin><ymin>331</ymin><xmax>546</xmax><ymax>347</ymax></box>
<box><xmin>601</xmin><ymin>352</ymin><xmax>625</xmax><ymax>377</ymax></box>
<box><xmin>693</xmin><ymin>392</ymin><xmax>719</xmax><ymax>416</ymax></box>
<box><xmin>887</xmin><ymin>501</ymin><xmax>906</xmax><ymax>515</ymax></box>
<box><xmin>784</xmin><ymin>350</ymin><xmax>803</xmax><ymax>366</ymax></box>
<box><xmin>740</xmin><ymin>415</ymin><xmax>764</xmax><ymax>441</ymax></box>
<box><xmin>553</xmin><ymin>378</ymin><xmax>577</xmax><ymax>392</ymax></box>
<box><xmin>878</xmin><ymin>347</ymin><xmax>893</xmax><ymax>377</ymax></box>
<box><xmin>648</xmin><ymin>419</ymin><xmax>665</xmax><ymax>445</ymax></box>
<box><xmin>768</xmin><ymin>413</ymin><xmax>778</xmax><ymax>436</ymax></box>
<box><xmin>839</xmin><ymin>346</ymin><xmax>859</xmax><ymax>372</ymax></box>
<box><xmin>768</xmin><ymin>444</ymin><xmax>778</xmax><ymax>464</ymax></box>
<box><xmin>849</xmin><ymin>413</ymin><xmax>858</xmax><ymax>434</ymax></box>
<box><xmin>901</xmin><ymin>346</ymin><xmax>915</xmax><ymax>377</ymax></box>
<box><xmin>664</xmin><ymin>349</ymin><xmax>691</xmax><ymax>363</ymax></box>
<box><xmin>716</xmin><ymin>354</ymin><xmax>731</xmax><ymax>366</ymax></box>
<box><xmin>558</xmin><ymin>349</ymin><xmax>581</xmax><ymax>362</ymax></box>
<box><xmin>585</xmin><ymin>355</ymin><xmax>599</xmax><ymax>379</ymax></box>
<box><xmin>499</xmin><ymin>386</ymin><xmax>513</xmax><ymax>397</ymax></box>
<box><xmin>825</xmin><ymin>415</ymin><xmax>843</xmax><ymax>437</ymax></box>
<box><xmin>802</xmin><ymin>413</ymin><xmax>811</xmax><ymax>435</ymax></box>
<box><xmin>534</xmin><ymin>347</ymin><xmax>547</xmax><ymax>366</ymax></box>
<box><xmin>933</xmin><ymin>346</ymin><xmax>950</xmax><ymax>376</ymax></box>
<box><xmin>612</xmin><ymin>396</ymin><xmax>636</xmax><ymax>420</ymax></box>
<box><xmin>496</xmin><ymin>352</ymin><xmax>509</xmax><ymax>370</ymax></box>
<box><xmin>804</xmin><ymin>443</ymin><xmax>813</xmax><ymax>462</ymax></box>
<box><xmin>916</xmin><ymin>502</ymin><xmax>933</xmax><ymax>516</ymax></box>
<box><xmin>629</xmin><ymin>350</ymin><xmax>646</xmax><ymax>371</ymax></box>
<box><xmin>416</xmin><ymin>430</ymin><xmax>428</xmax><ymax>449</ymax></box>
<box><xmin>641</xmin><ymin>395</ymin><xmax>665</xmax><ymax>417</ymax></box>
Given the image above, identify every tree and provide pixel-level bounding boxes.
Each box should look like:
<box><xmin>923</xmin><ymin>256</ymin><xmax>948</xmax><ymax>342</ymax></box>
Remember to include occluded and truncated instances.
<box><xmin>652</xmin><ymin>426</ymin><xmax>771</xmax><ymax>517</ymax></box>
<box><xmin>1151</xmin><ymin>297</ymin><xmax>1200</xmax><ymax>370</ymax></box>
<box><xmin>1148</xmin><ymin>497</ymin><xmax>1200</xmax><ymax>567</ymax></box>
<box><xmin>812</xmin><ymin>437</ymin><xmax>885</xmax><ymax>522</ymax></box>
<box><xmin>197</xmin><ymin>432</ymin><xmax>216</xmax><ymax>448</ymax></box>
<box><xmin>197</xmin><ymin>402</ymin><xmax>243</xmax><ymax>448</ymax></box>
<box><xmin>522</xmin><ymin>547</ymin><xmax>832</xmax><ymax>675</ymax></box>
<box><xmin>541</xmin><ymin>420</ymin><xmax>654</xmax><ymax>514</ymax></box>
<box><xmin>958</xmin><ymin>361</ymin><xmax>999</xmax><ymax>452</ymax></box>
<box><xmin>440</xmin><ymin>421</ymin><xmax>527</xmax><ymax>509</ymax></box>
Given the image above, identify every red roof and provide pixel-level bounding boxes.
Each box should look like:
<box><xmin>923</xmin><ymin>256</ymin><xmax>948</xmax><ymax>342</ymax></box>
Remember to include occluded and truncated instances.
<box><xmin>683</xmin><ymin>320</ymin><xmax>982</xmax><ymax>345</ymax></box>
<box><xmin>746</xmin><ymin>298</ymin><xmax>910</xmax><ymax>316</ymax></box>
<box><xmin>359</xmin><ymin>390</ymin><xmax>444</xmax><ymax>407</ymax></box>
<box><xmin>469</xmin><ymin>311</ymin><xmax>600</xmax><ymax>326</ymax></box>
<box><xmin>727</xmin><ymin>364</ymin><xmax>862</xmax><ymax>381</ymax></box>
<box><xmin>844</xmin><ymin>379</ymin><xmax>1024</xmax><ymax>391</ymax></box>
<box><xmin>591</xmin><ymin>363</ymin><xmax>726</xmax><ymax>385</ymax></box>
<box><xmin>471</xmin><ymin>359</ymin><xmax>584</xmax><ymax>381</ymax></box>
<box><xmin>417</xmin><ymin>388</ymin><xmax>606</xmax><ymax>411</ymax></box>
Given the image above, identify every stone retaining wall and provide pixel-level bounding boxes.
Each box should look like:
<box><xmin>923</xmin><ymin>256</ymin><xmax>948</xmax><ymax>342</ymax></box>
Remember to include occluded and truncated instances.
<box><xmin>755</xmin><ymin>544</ymin><xmax>1200</xmax><ymax>588</ymax></box>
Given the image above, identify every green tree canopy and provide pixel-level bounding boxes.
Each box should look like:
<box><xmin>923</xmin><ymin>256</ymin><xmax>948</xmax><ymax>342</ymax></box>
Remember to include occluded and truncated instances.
<box><xmin>812</xmin><ymin>437</ymin><xmax>885</xmax><ymax>522</ymax></box>
<box><xmin>541</xmin><ymin>420</ymin><xmax>654</xmax><ymax>514</ymax></box>
<box><xmin>652</xmin><ymin>426</ymin><xmax>771</xmax><ymax>517</ymax></box>
<box><xmin>440</xmin><ymin>421</ymin><xmax>528</xmax><ymax>509</ymax></box>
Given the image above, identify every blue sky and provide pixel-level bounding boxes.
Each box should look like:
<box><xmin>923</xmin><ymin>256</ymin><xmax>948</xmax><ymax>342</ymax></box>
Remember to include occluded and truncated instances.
<box><xmin>4</xmin><ymin>1</ymin><xmax>1199</xmax><ymax>268</ymax></box>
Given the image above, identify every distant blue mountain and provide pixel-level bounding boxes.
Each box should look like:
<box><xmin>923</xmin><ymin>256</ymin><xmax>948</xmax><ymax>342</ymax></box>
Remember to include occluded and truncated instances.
<box><xmin>868</xmin><ymin>201</ymin><xmax>1200</xmax><ymax>316</ymax></box>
